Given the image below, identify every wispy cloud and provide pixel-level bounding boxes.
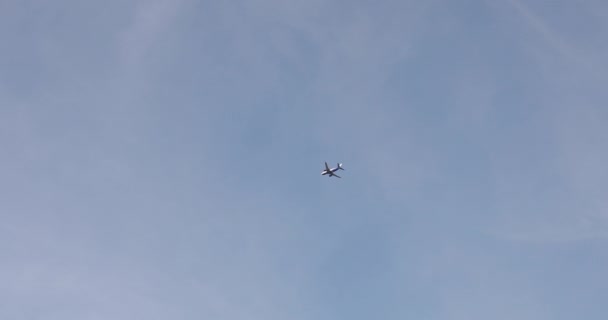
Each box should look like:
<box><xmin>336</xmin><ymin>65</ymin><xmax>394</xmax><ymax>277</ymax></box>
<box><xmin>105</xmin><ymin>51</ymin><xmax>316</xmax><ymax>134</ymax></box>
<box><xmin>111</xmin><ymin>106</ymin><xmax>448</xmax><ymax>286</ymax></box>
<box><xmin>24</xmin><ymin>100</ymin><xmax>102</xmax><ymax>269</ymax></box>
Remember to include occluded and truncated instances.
<box><xmin>3</xmin><ymin>0</ymin><xmax>608</xmax><ymax>319</ymax></box>
<box><xmin>119</xmin><ymin>0</ymin><xmax>185</xmax><ymax>67</ymax></box>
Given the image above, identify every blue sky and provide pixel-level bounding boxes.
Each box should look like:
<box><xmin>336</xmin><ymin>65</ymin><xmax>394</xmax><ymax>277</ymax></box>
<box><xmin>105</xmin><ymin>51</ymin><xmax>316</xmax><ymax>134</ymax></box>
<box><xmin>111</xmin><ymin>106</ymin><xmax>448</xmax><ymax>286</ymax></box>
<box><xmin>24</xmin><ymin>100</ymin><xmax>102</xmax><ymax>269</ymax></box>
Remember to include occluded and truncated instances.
<box><xmin>2</xmin><ymin>0</ymin><xmax>608</xmax><ymax>319</ymax></box>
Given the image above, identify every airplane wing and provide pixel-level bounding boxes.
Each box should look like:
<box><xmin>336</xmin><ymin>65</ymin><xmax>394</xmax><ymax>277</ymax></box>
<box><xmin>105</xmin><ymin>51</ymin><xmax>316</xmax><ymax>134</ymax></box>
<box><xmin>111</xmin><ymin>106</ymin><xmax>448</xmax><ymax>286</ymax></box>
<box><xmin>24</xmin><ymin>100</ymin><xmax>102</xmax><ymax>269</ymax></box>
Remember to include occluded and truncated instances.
<box><xmin>325</xmin><ymin>162</ymin><xmax>330</xmax><ymax>171</ymax></box>
<box><xmin>332</xmin><ymin>173</ymin><xmax>341</xmax><ymax>178</ymax></box>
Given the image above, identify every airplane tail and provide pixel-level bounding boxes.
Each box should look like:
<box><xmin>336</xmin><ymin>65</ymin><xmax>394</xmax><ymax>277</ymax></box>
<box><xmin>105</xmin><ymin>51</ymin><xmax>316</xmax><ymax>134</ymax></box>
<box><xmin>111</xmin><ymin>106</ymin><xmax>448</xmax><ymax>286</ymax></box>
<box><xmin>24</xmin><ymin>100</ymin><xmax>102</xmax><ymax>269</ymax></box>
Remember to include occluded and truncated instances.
<box><xmin>337</xmin><ymin>163</ymin><xmax>344</xmax><ymax>170</ymax></box>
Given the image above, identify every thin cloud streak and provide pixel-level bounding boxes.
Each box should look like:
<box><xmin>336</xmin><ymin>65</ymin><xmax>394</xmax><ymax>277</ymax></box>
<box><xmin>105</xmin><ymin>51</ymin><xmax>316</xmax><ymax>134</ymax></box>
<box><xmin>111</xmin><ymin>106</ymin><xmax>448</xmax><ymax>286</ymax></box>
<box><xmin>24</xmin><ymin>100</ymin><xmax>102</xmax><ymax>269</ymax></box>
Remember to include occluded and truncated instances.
<box><xmin>504</xmin><ymin>0</ymin><xmax>585</xmax><ymax>65</ymax></box>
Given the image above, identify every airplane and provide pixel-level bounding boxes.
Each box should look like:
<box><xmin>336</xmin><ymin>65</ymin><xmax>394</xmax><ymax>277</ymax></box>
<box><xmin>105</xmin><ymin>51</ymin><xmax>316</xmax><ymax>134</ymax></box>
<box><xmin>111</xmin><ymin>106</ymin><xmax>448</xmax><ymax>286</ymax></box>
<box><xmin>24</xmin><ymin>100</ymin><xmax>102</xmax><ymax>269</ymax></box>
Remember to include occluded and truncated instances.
<box><xmin>321</xmin><ymin>162</ymin><xmax>344</xmax><ymax>178</ymax></box>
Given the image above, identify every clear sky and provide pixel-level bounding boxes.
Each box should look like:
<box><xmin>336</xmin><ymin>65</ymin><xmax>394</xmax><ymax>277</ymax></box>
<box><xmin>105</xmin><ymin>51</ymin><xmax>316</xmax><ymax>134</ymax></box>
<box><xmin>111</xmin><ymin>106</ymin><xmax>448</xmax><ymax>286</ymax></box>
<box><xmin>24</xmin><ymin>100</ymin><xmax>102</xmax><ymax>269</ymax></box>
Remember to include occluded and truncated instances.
<box><xmin>2</xmin><ymin>0</ymin><xmax>607</xmax><ymax>319</ymax></box>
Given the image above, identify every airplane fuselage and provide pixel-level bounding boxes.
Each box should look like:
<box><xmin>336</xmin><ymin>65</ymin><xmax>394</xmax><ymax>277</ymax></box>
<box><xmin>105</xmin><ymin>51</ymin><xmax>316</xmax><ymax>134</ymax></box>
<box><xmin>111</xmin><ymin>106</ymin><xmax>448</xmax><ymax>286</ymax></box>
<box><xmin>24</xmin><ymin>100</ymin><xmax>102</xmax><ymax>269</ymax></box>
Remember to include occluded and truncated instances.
<box><xmin>321</xmin><ymin>168</ymin><xmax>339</xmax><ymax>176</ymax></box>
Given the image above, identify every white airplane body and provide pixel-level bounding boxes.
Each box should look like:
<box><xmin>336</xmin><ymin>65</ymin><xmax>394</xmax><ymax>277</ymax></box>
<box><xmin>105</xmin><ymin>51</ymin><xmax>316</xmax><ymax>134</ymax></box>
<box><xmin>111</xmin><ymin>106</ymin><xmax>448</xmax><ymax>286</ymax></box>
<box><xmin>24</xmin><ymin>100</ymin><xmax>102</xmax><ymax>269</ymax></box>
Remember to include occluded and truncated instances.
<box><xmin>321</xmin><ymin>162</ymin><xmax>344</xmax><ymax>178</ymax></box>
